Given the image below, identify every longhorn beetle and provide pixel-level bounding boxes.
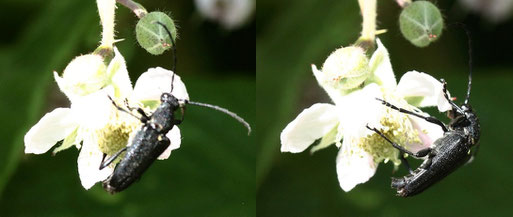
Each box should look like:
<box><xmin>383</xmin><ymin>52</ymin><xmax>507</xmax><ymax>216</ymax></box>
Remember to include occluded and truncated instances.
<box><xmin>99</xmin><ymin>21</ymin><xmax>251</xmax><ymax>194</ymax></box>
<box><xmin>366</xmin><ymin>26</ymin><xmax>480</xmax><ymax>197</ymax></box>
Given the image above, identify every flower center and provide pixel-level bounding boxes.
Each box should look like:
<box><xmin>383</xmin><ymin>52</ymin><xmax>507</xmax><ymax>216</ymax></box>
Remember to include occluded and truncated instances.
<box><xmin>96</xmin><ymin>111</ymin><xmax>140</xmax><ymax>156</ymax></box>
<box><xmin>358</xmin><ymin>100</ymin><xmax>422</xmax><ymax>165</ymax></box>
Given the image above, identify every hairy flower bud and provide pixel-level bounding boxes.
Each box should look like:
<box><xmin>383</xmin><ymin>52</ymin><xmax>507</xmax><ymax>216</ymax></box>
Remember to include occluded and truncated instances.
<box><xmin>321</xmin><ymin>46</ymin><xmax>370</xmax><ymax>90</ymax></box>
<box><xmin>54</xmin><ymin>54</ymin><xmax>108</xmax><ymax>99</ymax></box>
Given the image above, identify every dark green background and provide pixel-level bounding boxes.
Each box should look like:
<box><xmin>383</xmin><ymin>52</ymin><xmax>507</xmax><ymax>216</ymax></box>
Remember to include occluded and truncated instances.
<box><xmin>0</xmin><ymin>0</ymin><xmax>254</xmax><ymax>216</ymax></box>
<box><xmin>257</xmin><ymin>0</ymin><xmax>513</xmax><ymax>216</ymax></box>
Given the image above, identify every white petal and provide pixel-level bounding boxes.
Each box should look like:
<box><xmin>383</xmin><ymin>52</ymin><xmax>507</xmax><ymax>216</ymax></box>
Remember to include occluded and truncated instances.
<box><xmin>312</xmin><ymin>64</ymin><xmax>325</xmax><ymax>86</ymax></box>
<box><xmin>71</xmin><ymin>87</ymin><xmax>115</xmax><ymax>130</ymax></box>
<box><xmin>158</xmin><ymin>127</ymin><xmax>181</xmax><ymax>160</ymax></box>
<box><xmin>108</xmin><ymin>47</ymin><xmax>133</xmax><ymax>99</ymax></box>
<box><xmin>132</xmin><ymin>67</ymin><xmax>189</xmax><ymax>103</ymax></box>
<box><xmin>395</xmin><ymin>71</ymin><xmax>452</xmax><ymax>112</ymax></box>
<box><xmin>311</xmin><ymin>64</ymin><xmax>345</xmax><ymax>104</ymax></box>
<box><xmin>369</xmin><ymin>38</ymin><xmax>397</xmax><ymax>90</ymax></box>
<box><xmin>280</xmin><ymin>103</ymin><xmax>339</xmax><ymax>153</ymax></box>
<box><xmin>337</xmin><ymin>83</ymin><xmax>384</xmax><ymax>138</ymax></box>
<box><xmin>77</xmin><ymin>134</ymin><xmax>114</xmax><ymax>189</ymax></box>
<box><xmin>54</xmin><ymin>71</ymin><xmax>73</xmax><ymax>101</ymax></box>
<box><xmin>407</xmin><ymin>115</ymin><xmax>444</xmax><ymax>152</ymax></box>
<box><xmin>310</xmin><ymin>124</ymin><xmax>339</xmax><ymax>153</ymax></box>
<box><xmin>24</xmin><ymin>108</ymin><xmax>78</xmax><ymax>154</ymax></box>
<box><xmin>336</xmin><ymin>139</ymin><xmax>377</xmax><ymax>192</ymax></box>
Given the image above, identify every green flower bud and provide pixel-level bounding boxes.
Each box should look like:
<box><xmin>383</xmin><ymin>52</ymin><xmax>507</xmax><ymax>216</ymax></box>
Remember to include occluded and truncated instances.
<box><xmin>321</xmin><ymin>46</ymin><xmax>370</xmax><ymax>90</ymax></box>
<box><xmin>399</xmin><ymin>1</ymin><xmax>443</xmax><ymax>47</ymax></box>
<box><xmin>136</xmin><ymin>11</ymin><xmax>177</xmax><ymax>55</ymax></box>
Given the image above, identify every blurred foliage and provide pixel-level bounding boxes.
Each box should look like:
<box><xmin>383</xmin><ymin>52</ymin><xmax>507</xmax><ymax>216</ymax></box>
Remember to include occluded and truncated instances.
<box><xmin>257</xmin><ymin>0</ymin><xmax>513</xmax><ymax>216</ymax></box>
<box><xmin>0</xmin><ymin>0</ymin><xmax>254</xmax><ymax>216</ymax></box>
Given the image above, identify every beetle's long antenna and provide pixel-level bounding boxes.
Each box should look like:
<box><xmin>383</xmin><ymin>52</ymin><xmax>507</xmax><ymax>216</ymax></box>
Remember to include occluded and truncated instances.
<box><xmin>185</xmin><ymin>100</ymin><xmax>251</xmax><ymax>135</ymax></box>
<box><xmin>463</xmin><ymin>27</ymin><xmax>472</xmax><ymax>105</ymax></box>
<box><xmin>457</xmin><ymin>23</ymin><xmax>473</xmax><ymax>105</ymax></box>
<box><xmin>155</xmin><ymin>21</ymin><xmax>177</xmax><ymax>93</ymax></box>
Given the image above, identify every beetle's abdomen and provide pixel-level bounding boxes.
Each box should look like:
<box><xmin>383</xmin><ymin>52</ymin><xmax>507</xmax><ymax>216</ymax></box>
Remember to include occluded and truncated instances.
<box><xmin>103</xmin><ymin>126</ymin><xmax>170</xmax><ymax>194</ymax></box>
<box><xmin>391</xmin><ymin>132</ymin><xmax>470</xmax><ymax>197</ymax></box>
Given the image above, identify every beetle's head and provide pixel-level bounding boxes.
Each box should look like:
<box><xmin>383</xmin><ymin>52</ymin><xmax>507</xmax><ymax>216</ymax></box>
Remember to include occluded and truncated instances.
<box><xmin>461</xmin><ymin>103</ymin><xmax>473</xmax><ymax>113</ymax></box>
<box><xmin>447</xmin><ymin>103</ymin><xmax>473</xmax><ymax>119</ymax></box>
<box><xmin>448</xmin><ymin>102</ymin><xmax>478</xmax><ymax>130</ymax></box>
<box><xmin>161</xmin><ymin>92</ymin><xmax>179</xmax><ymax>107</ymax></box>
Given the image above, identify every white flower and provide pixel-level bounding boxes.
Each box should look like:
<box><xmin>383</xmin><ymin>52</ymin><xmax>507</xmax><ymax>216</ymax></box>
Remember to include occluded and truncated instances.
<box><xmin>280</xmin><ymin>39</ymin><xmax>452</xmax><ymax>192</ymax></box>
<box><xmin>194</xmin><ymin>0</ymin><xmax>255</xmax><ymax>30</ymax></box>
<box><xmin>24</xmin><ymin>48</ymin><xmax>189</xmax><ymax>189</ymax></box>
<box><xmin>460</xmin><ymin>0</ymin><xmax>513</xmax><ymax>23</ymax></box>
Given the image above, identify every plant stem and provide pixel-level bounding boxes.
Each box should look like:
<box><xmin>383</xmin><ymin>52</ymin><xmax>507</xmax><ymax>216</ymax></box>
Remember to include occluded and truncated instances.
<box><xmin>357</xmin><ymin>0</ymin><xmax>377</xmax><ymax>49</ymax></box>
<box><xmin>97</xmin><ymin>0</ymin><xmax>116</xmax><ymax>48</ymax></box>
<box><xmin>116</xmin><ymin>0</ymin><xmax>147</xmax><ymax>18</ymax></box>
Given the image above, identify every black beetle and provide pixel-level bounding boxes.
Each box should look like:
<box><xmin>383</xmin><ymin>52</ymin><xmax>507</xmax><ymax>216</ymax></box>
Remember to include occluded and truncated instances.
<box><xmin>366</xmin><ymin>28</ymin><xmax>480</xmax><ymax>197</ymax></box>
<box><xmin>99</xmin><ymin>22</ymin><xmax>251</xmax><ymax>194</ymax></box>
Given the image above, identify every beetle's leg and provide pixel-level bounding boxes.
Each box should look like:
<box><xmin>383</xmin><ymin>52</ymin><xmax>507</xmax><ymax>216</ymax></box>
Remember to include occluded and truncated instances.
<box><xmin>173</xmin><ymin>107</ymin><xmax>185</xmax><ymax>125</ymax></box>
<box><xmin>466</xmin><ymin>143</ymin><xmax>480</xmax><ymax>164</ymax></box>
<box><xmin>99</xmin><ymin>147</ymin><xmax>128</xmax><ymax>170</ymax></box>
<box><xmin>419</xmin><ymin>156</ymin><xmax>433</xmax><ymax>169</ymax></box>
<box><xmin>108</xmin><ymin>96</ymin><xmax>148</xmax><ymax>123</ymax></box>
<box><xmin>376</xmin><ymin>98</ymin><xmax>448</xmax><ymax>132</ymax></box>
<box><xmin>366</xmin><ymin>125</ymin><xmax>431</xmax><ymax>158</ymax></box>
<box><xmin>156</xmin><ymin>134</ymin><xmax>171</xmax><ymax>154</ymax></box>
<box><xmin>124</xmin><ymin>99</ymin><xmax>150</xmax><ymax>123</ymax></box>
<box><xmin>399</xmin><ymin>152</ymin><xmax>413</xmax><ymax>173</ymax></box>
<box><xmin>124</xmin><ymin>98</ymin><xmax>135</xmax><ymax>110</ymax></box>
<box><xmin>135</xmin><ymin>108</ymin><xmax>150</xmax><ymax>123</ymax></box>
<box><xmin>440</xmin><ymin>79</ymin><xmax>465</xmax><ymax>114</ymax></box>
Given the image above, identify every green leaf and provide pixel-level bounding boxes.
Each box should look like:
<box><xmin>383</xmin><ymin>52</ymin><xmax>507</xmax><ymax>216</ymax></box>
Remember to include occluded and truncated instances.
<box><xmin>136</xmin><ymin>11</ymin><xmax>177</xmax><ymax>55</ymax></box>
<box><xmin>399</xmin><ymin>1</ymin><xmax>443</xmax><ymax>47</ymax></box>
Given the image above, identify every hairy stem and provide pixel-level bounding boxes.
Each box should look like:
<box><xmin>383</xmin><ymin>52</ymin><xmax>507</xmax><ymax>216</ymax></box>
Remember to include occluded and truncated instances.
<box><xmin>357</xmin><ymin>0</ymin><xmax>377</xmax><ymax>48</ymax></box>
<box><xmin>97</xmin><ymin>0</ymin><xmax>116</xmax><ymax>47</ymax></box>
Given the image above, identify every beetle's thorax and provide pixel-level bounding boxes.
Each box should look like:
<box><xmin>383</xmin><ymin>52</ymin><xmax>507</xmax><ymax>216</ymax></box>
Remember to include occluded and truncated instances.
<box><xmin>465</xmin><ymin>109</ymin><xmax>480</xmax><ymax>146</ymax></box>
<box><xmin>448</xmin><ymin>104</ymin><xmax>480</xmax><ymax>147</ymax></box>
<box><xmin>149</xmin><ymin>93</ymin><xmax>180</xmax><ymax>132</ymax></box>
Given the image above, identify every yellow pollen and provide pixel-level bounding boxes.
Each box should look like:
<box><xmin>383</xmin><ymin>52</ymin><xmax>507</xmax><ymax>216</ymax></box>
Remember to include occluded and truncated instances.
<box><xmin>96</xmin><ymin>111</ymin><xmax>140</xmax><ymax>156</ymax></box>
<box><xmin>358</xmin><ymin>100</ymin><xmax>422</xmax><ymax>165</ymax></box>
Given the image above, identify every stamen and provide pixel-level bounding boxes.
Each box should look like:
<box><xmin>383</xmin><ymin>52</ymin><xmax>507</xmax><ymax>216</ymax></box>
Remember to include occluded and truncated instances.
<box><xmin>359</xmin><ymin>98</ymin><xmax>422</xmax><ymax>165</ymax></box>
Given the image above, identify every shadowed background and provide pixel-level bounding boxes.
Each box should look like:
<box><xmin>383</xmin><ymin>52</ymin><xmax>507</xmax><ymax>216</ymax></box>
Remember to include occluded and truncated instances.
<box><xmin>0</xmin><ymin>0</ymin><xmax>255</xmax><ymax>216</ymax></box>
<box><xmin>257</xmin><ymin>0</ymin><xmax>513</xmax><ymax>216</ymax></box>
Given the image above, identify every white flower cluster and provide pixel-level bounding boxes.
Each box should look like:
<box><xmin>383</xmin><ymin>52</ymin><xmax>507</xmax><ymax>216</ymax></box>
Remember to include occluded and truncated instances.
<box><xmin>281</xmin><ymin>39</ymin><xmax>451</xmax><ymax>191</ymax></box>
<box><xmin>24</xmin><ymin>0</ymin><xmax>188</xmax><ymax>189</ymax></box>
